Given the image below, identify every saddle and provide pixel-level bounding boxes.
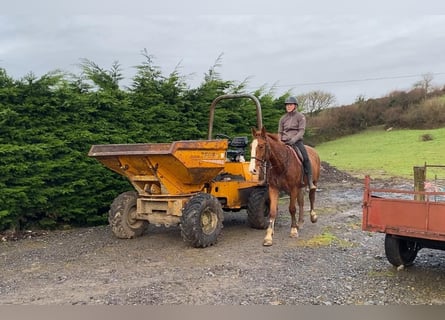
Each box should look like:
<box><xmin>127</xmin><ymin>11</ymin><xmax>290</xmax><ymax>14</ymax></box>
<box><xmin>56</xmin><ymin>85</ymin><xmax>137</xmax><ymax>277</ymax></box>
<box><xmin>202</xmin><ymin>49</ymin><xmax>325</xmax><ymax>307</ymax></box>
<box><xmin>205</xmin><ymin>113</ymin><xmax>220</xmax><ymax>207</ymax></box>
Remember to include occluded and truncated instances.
<box><xmin>287</xmin><ymin>145</ymin><xmax>303</xmax><ymax>162</ymax></box>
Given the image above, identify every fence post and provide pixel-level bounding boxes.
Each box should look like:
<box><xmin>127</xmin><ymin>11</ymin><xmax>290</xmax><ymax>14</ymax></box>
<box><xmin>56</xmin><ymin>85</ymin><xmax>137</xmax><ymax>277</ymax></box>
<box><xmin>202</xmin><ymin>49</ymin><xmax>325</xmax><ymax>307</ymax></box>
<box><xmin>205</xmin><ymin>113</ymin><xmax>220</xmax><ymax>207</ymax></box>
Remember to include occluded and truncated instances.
<box><xmin>413</xmin><ymin>166</ymin><xmax>426</xmax><ymax>201</ymax></box>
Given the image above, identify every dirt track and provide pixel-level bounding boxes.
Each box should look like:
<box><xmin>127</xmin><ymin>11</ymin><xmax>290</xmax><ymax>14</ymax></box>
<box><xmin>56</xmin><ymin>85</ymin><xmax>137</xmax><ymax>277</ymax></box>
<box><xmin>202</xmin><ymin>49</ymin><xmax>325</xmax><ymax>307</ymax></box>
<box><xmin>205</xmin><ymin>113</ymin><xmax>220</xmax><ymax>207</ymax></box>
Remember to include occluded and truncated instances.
<box><xmin>1</xmin><ymin>163</ymin><xmax>445</xmax><ymax>305</ymax></box>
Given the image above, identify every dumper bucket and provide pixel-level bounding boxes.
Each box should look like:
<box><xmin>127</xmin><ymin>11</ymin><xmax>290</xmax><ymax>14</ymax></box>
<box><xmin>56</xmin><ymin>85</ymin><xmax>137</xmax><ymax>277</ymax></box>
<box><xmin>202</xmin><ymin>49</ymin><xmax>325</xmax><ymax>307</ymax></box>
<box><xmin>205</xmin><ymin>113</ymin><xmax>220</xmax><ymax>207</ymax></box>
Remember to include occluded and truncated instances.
<box><xmin>88</xmin><ymin>139</ymin><xmax>228</xmax><ymax>195</ymax></box>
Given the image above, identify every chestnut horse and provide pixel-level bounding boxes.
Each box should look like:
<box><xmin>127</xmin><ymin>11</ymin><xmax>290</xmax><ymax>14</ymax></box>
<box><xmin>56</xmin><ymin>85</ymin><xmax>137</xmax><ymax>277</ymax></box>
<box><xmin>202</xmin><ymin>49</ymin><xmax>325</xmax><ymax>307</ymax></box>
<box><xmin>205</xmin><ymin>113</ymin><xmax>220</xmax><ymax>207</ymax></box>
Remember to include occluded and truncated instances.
<box><xmin>249</xmin><ymin>127</ymin><xmax>321</xmax><ymax>246</ymax></box>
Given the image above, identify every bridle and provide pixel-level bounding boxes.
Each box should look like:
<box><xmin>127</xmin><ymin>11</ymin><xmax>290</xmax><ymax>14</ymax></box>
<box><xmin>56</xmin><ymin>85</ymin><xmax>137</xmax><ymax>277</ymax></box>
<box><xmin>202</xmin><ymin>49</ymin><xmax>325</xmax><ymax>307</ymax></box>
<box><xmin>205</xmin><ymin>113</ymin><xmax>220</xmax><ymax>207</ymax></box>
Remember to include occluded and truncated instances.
<box><xmin>251</xmin><ymin>136</ymin><xmax>271</xmax><ymax>180</ymax></box>
<box><xmin>252</xmin><ymin>135</ymin><xmax>293</xmax><ymax>181</ymax></box>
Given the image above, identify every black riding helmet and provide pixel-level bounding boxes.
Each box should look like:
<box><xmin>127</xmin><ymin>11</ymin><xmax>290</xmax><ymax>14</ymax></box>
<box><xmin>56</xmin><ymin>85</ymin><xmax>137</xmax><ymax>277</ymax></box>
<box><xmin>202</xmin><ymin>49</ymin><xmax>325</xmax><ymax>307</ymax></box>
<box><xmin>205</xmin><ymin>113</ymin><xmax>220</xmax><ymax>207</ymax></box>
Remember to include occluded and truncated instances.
<box><xmin>284</xmin><ymin>96</ymin><xmax>298</xmax><ymax>106</ymax></box>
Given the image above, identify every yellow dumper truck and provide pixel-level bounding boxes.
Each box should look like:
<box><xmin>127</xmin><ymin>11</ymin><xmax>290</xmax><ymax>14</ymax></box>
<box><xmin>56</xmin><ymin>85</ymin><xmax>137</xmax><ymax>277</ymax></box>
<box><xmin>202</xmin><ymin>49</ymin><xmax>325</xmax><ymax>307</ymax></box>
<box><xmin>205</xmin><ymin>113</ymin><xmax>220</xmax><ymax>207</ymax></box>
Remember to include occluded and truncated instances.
<box><xmin>88</xmin><ymin>94</ymin><xmax>269</xmax><ymax>247</ymax></box>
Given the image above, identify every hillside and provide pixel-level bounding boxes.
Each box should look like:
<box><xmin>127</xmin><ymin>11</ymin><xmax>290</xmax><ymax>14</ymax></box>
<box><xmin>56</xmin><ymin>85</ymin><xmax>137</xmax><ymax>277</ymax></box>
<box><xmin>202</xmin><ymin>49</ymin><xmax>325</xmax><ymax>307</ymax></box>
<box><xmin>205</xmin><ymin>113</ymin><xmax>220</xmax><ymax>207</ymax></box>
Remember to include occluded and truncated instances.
<box><xmin>316</xmin><ymin>126</ymin><xmax>445</xmax><ymax>179</ymax></box>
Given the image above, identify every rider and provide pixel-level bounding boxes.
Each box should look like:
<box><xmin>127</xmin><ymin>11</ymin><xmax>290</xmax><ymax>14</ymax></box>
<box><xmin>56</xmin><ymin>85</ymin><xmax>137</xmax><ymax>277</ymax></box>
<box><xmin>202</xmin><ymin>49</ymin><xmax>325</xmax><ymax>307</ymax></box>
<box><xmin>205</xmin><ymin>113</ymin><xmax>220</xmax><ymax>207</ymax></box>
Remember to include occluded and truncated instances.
<box><xmin>278</xmin><ymin>96</ymin><xmax>316</xmax><ymax>190</ymax></box>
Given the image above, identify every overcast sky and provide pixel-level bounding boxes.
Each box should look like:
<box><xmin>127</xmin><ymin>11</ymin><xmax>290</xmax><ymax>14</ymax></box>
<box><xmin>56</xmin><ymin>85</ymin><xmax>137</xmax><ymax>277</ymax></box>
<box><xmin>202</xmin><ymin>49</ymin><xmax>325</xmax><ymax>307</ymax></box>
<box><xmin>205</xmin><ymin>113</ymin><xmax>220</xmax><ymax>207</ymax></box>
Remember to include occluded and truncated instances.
<box><xmin>2</xmin><ymin>2</ymin><xmax>445</xmax><ymax>106</ymax></box>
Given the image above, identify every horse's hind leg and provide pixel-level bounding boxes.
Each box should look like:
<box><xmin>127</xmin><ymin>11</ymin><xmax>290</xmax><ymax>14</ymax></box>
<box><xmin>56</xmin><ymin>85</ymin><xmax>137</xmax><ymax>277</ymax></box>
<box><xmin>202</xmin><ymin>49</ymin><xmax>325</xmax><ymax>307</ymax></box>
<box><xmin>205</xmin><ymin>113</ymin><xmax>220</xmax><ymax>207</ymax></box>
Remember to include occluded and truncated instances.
<box><xmin>309</xmin><ymin>188</ymin><xmax>318</xmax><ymax>223</ymax></box>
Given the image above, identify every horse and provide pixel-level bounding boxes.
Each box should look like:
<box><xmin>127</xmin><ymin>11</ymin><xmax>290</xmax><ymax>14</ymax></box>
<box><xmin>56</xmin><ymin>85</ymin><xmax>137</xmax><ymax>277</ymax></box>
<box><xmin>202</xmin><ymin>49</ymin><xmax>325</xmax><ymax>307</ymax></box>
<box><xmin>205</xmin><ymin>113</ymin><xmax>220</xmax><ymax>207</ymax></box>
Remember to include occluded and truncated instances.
<box><xmin>249</xmin><ymin>126</ymin><xmax>321</xmax><ymax>246</ymax></box>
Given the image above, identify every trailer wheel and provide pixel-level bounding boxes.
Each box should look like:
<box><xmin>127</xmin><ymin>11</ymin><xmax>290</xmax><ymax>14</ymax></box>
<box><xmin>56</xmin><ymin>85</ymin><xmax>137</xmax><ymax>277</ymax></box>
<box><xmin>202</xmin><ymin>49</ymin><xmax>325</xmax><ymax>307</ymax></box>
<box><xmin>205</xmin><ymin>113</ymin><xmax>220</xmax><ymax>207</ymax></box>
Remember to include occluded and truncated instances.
<box><xmin>108</xmin><ymin>191</ymin><xmax>148</xmax><ymax>239</ymax></box>
<box><xmin>180</xmin><ymin>193</ymin><xmax>224</xmax><ymax>248</ymax></box>
<box><xmin>247</xmin><ymin>187</ymin><xmax>270</xmax><ymax>229</ymax></box>
<box><xmin>384</xmin><ymin>234</ymin><xmax>420</xmax><ymax>267</ymax></box>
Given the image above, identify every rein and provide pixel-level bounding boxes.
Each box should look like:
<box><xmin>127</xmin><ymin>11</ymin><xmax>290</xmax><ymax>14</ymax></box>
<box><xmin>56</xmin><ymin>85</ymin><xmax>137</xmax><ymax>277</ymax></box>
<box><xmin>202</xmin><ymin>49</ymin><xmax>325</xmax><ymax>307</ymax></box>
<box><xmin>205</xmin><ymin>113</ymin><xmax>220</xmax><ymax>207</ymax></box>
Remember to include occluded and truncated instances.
<box><xmin>255</xmin><ymin>136</ymin><xmax>291</xmax><ymax>183</ymax></box>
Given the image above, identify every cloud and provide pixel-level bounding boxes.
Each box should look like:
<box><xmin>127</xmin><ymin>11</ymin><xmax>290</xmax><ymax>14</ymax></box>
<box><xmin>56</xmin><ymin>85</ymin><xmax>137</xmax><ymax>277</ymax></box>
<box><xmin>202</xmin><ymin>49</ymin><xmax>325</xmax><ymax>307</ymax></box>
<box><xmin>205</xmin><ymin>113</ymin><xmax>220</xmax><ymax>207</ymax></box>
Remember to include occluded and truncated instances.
<box><xmin>1</xmin><ymin>14</ymin><xmax>445</xmax><ymax>105</ymax></box>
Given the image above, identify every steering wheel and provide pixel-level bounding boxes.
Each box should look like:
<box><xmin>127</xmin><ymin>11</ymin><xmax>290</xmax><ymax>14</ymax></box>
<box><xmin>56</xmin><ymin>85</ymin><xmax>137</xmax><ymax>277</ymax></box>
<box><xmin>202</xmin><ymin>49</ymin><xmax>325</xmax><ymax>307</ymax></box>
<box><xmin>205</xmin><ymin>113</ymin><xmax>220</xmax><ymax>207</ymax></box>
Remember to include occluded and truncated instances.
<box><xmin>215</xmin><ymin>133</ymin><xmax>231</xmax><ymax>142</ymax></box>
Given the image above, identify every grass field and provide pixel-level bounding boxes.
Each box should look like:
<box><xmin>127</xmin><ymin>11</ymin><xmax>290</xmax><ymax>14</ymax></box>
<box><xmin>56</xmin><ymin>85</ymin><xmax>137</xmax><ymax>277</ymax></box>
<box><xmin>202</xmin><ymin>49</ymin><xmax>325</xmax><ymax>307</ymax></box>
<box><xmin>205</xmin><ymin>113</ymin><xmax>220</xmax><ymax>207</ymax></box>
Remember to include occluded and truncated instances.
<box><xmin>315</xmin><ymin>126</ymin><xmax>445</xmax><ymax>179</ymax></box>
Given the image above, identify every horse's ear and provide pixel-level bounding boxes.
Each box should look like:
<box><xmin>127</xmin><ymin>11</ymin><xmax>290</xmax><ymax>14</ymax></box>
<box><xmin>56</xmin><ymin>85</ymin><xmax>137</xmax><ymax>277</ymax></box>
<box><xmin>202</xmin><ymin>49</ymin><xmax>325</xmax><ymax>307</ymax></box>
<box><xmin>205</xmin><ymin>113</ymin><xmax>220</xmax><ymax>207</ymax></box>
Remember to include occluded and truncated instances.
<box><xmin>251</xmin><ymin>127</ymin><xmax>257</xmax><ymax>136</ymax></box>
<box><xmin>261</xmin><ymin>126</ymin><xmax>267</xmax><ymax>137</ymax></box>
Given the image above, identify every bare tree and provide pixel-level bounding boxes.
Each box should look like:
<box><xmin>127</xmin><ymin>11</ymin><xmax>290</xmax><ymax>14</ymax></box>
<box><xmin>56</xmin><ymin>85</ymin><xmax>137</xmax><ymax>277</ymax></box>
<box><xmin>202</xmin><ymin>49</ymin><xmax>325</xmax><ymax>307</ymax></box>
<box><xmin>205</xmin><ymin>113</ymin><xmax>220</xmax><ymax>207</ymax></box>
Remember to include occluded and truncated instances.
<box><xmin>297</xmin><ymin>90</ymin><xmax>336</xmax><ymax>115</ymax></box>
<box><xmin>355</xmin><ymin>94</ymin><xmax>366</xmax><ymax>104</ymax></box>
<box><xmin>413</xmin><ymin>73</ymin><xmax>434</xmax><ymax>99</ymax></box>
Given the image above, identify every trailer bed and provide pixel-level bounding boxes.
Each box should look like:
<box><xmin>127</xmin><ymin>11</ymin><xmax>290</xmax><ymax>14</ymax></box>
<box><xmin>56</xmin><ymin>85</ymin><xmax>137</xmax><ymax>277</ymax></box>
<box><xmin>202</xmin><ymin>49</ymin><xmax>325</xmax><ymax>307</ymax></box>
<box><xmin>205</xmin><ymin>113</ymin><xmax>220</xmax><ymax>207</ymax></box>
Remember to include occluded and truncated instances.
<box><xmin>362</xmin><ymin>175</ymin><xmax>445</xmax><ymax>241</ymax></box>
<box><xmin>362</xmin><ymin>175</ymin><xmax>445</xmax><ymax>266</ymax></box>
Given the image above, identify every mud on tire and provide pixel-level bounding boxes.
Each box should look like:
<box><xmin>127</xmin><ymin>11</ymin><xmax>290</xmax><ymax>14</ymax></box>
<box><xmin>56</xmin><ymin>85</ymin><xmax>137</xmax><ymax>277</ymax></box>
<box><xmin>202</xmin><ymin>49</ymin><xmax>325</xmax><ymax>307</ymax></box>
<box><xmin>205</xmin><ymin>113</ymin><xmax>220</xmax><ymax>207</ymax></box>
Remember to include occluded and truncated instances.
<box><xmin>109</xmin><ymin>191</ymin><xmax>148</xmax><ymax>239</ymax></box>
<box><xmin>180</xmin><ymin>193</ymin><xmax>224</xmax><ymax>248</ymax></box>
<box><xmin>247</xmin><ymin>187</ymin><xmax>270</xmax><ymax>229</ymax></box>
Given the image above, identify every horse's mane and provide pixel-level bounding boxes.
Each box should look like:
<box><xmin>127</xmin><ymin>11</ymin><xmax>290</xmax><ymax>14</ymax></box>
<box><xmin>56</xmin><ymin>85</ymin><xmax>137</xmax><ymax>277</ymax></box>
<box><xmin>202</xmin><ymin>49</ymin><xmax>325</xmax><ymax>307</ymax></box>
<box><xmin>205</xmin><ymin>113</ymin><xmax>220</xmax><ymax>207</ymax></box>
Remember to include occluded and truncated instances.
<box><xmin>266</xmin><ymin>132</ymin><xmax>280</xmax><ymax>142</ymax></box>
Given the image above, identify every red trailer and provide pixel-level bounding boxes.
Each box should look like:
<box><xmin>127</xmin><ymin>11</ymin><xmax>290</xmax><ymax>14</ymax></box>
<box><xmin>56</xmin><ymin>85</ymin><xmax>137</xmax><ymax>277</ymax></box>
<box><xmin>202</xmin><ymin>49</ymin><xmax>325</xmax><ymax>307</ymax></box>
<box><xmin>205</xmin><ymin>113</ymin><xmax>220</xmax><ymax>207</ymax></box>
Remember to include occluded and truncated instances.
<box><xmin>362</xmin><ymin>170</ymin><xmax>445</xmax><ymax>267</ymax></box>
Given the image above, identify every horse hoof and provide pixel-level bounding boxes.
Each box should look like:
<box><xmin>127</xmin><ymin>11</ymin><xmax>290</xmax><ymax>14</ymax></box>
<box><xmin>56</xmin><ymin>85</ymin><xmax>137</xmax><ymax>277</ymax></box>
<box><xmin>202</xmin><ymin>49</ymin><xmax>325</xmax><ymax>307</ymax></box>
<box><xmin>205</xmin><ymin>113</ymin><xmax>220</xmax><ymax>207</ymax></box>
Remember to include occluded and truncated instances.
<box><xmin>297</xmin><ymin>222</ymin><xmax>304</xmax><ymax>229</ymax></box>
<box><xmin>263</xmin><ymin>239</ymin><xmax>273</xmax><ymax>246</ymax></box>
<box><xmin>290</xmin><ymin>228</ymin><xmax>299</xmax><ymax>238</ymax></box>
<box><xmin>310</xmin><ymin>214</ymin><xmax>318</xmax><ymax>223</ymax></box>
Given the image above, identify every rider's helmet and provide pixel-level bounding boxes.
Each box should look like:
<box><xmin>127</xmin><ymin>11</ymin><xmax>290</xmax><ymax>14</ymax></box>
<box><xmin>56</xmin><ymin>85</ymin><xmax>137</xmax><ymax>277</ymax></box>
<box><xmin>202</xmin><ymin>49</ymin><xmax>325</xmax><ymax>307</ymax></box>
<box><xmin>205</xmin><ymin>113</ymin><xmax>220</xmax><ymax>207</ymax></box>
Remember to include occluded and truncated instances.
<box><xmin>284</xmin><ymin>96</ymin><xmax>298</xmax><ymax>105</ymax></box>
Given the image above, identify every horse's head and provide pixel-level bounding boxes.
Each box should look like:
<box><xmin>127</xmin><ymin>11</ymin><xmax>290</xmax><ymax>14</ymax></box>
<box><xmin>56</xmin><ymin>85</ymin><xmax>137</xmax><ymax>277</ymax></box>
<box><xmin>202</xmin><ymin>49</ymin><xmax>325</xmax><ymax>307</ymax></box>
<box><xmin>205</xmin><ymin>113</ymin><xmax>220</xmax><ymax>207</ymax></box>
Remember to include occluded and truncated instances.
<box><xmin>249</xmin><ymin>126</ymin><xmax>268</xmax><ymax>176</ymax></box>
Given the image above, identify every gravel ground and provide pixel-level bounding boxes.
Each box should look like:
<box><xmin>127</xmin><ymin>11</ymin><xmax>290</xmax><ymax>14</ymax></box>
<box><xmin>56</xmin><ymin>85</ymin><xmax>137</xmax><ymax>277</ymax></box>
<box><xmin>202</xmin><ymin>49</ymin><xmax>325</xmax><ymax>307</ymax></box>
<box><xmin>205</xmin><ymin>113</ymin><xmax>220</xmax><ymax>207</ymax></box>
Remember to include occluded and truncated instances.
<box><xmin>1</xmin><ymin>162</ymin><xmax>444</xmax><ymax>305</ymax></box>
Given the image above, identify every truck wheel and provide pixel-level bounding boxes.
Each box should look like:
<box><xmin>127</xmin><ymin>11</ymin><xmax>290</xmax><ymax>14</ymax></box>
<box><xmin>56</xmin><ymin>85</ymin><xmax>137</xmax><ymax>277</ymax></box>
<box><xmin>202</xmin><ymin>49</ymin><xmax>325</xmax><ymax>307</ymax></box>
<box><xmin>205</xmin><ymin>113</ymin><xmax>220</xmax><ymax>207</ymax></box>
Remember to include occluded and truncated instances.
<box><xmin>384</xmin><ymin>234</ymin><xmax>420</xmax><ymax>267</ymax></box>
<box><xmin>180</xmin><ymin>193</ymin><xmax>224</xmax><ymax>248</ymax></box>
<box><xmin>109</xmin><ymin>191</ymin><xmax>148</xmax><ymax>239</ymax></box>
<box><xmin>247</xmin><ymin>187</ymin><xmax>270</xmax><ymax>229</ymax></box>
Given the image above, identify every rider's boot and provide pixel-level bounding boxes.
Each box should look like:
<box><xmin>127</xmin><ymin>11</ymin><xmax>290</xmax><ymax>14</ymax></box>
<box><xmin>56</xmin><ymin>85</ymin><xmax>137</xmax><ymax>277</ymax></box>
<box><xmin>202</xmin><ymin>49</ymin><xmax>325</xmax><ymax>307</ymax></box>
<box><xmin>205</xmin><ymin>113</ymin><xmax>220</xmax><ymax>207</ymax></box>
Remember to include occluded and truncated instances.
<box><xmin>303</xmin><ymin>159</ymin><xmax>317</xmax><ymax>190</ymax></box>
<box><xmin>307</xmin><ymin>173</ymin><xmax>317</xmax><ymax>190</ymax></box>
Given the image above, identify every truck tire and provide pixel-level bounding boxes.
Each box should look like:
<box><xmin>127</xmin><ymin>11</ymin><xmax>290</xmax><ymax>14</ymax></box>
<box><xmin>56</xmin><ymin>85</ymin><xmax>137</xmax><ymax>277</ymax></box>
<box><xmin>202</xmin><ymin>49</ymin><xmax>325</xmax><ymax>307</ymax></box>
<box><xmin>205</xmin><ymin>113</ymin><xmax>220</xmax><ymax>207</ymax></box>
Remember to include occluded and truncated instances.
<box><xmin>180</xmin><ymin>193</ymin><xmax>224</xmax><ymax>248</ymax></box>
<box><xmin>384</xmin><ymin>234</ymin><xmax>420</xmax><ymax>267</ymax></box>
<box><xmin>108</xmin><ymin>191</ymin><xmax>148</xmax><ymax>239</ymax></box>
<box><xmin>247</xmin><ymin>187</ymin><xmax>270</xmax><ymax>229</ymax></box>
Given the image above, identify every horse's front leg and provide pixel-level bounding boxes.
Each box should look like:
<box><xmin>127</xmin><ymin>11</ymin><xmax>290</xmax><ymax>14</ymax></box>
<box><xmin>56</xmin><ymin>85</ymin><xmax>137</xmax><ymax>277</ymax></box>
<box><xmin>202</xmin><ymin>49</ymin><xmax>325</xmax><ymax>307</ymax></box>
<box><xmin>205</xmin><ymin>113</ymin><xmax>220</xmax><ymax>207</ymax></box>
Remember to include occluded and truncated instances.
<box><xmin>297</xmin><ymin>188</ymin><xmax>305</xmax><ymax>229</ymax></box>
<box><xmin>289</xmin><ymin>189</ymin><xmax>298</xmax><ymax>238</ymax></box>
<box><xmin>264</xmin><ymin>188</ymin><xmax>279</xmax><ymax>246</ymax></box>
